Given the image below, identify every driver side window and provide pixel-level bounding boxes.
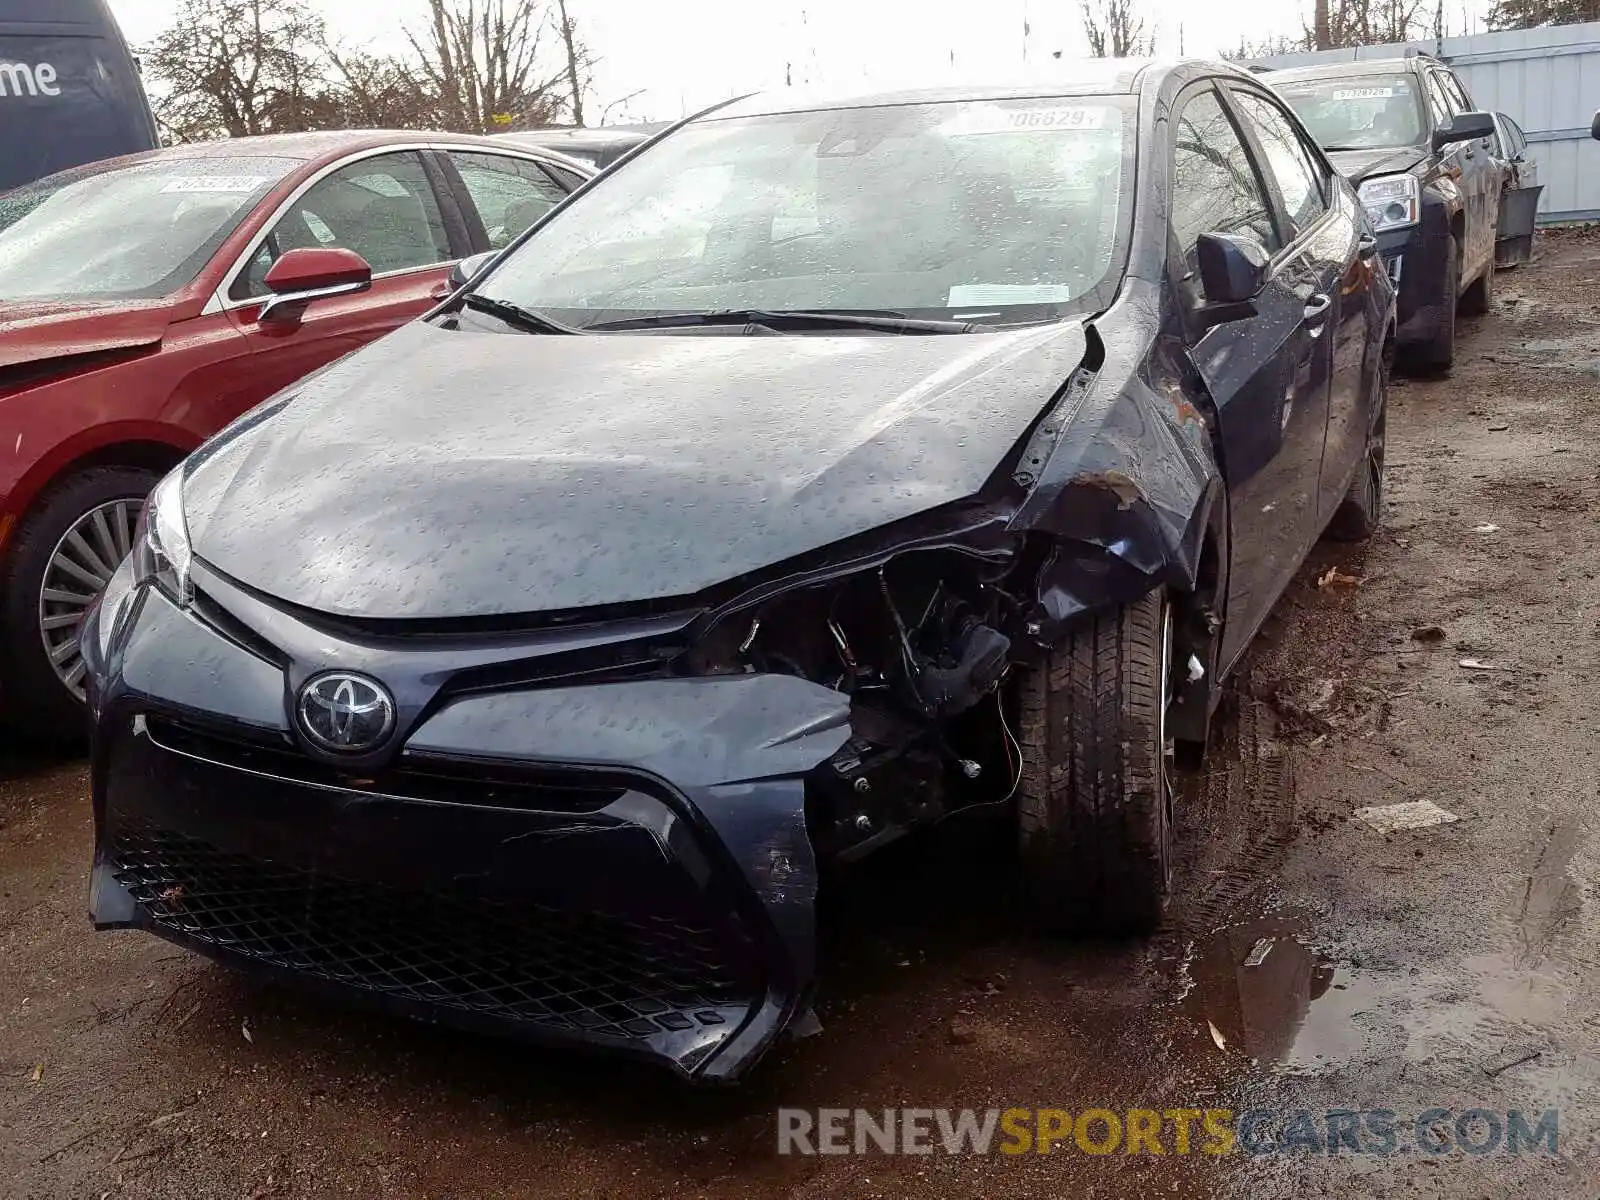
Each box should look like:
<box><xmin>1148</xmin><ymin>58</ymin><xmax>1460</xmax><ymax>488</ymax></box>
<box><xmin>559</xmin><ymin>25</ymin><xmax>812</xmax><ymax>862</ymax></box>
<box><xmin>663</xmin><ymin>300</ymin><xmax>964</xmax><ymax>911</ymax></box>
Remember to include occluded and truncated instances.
<box><xmin>1170</xmin><ymin>90</ymin><xmax>1280</xmax><ymax>305</ymax></box>
<box><xmin>1424</xmin><ymin>74</ymin><xmax>1455</xmax><ymax>129</ymax></box>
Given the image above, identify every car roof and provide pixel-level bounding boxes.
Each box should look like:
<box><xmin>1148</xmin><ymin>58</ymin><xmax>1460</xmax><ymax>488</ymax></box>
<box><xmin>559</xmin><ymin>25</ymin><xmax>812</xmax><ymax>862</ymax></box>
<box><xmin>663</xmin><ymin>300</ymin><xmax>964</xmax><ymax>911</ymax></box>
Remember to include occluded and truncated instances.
<box><xmin>1267</xmin><ymin>57</ymin><xmax>1430</xmax><ymax>84</ymax></box>
<box><xmin>19</xmin><ymin>129</ymin><xmax>596</xmax><ymax>187</ymax></box>
<box><xmin>707</xmin><ymin>59</ymin><xmax>1256</xmax><ymax>119</ymax></box>
<box><xmin>496</xmin><ymin>126</ymin><xmax>663</xmax><ymax>153</ymax></box>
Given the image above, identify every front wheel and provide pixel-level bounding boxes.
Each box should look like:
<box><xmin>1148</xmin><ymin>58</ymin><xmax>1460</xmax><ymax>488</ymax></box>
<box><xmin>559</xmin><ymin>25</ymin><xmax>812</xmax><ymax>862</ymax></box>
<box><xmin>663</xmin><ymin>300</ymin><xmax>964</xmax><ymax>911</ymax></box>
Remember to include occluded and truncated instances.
<box><xmin>1411</xmin><ymin>236</ymin><xmax>1459</xmax><ymax>373</ymax></box>
<box><xmin>1460</xmin><ymin>254</ymin><xmax>1495</xmax><ymax>316</ymax></box>
<box><xmin>0</xmin><ymin>467</ymin><xmax>156</xmax><ymax>741</ymax></box>
<box><xmin>1016</xmin><ymin>590</ymin><xmax>1175</xmax><ymax>934</ymax></box>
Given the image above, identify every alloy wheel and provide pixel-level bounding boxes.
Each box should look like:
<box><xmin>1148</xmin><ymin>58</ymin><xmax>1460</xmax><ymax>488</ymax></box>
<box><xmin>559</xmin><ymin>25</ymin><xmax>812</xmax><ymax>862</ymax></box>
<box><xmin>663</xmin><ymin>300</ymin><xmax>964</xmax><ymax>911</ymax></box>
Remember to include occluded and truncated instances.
<box><xmin>37</xmin><ymin>498</ymin><xmax>140</xmax><ymax>699</ymax></box>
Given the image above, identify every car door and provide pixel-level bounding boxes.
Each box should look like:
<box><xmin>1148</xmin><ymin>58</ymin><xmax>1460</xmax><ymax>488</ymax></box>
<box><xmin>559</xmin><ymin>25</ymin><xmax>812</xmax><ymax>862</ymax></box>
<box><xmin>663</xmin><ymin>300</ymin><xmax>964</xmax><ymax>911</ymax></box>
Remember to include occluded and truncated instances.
<box><xmin>221</xmin><ymin>148</ymin><xmax>470</xmax><ymax>405</ymax></box>
<box><xmin>1493</xmin><ymin>114</ymin><xmax>1541</xmax><ymax>267</ymax></box>
<box><xmin>437</xmin><ymin>149</ymin><xmax>576</xmax><ymax>252</ymax></box>
<box><xmin>1171</xmin><ymin>87</ymin><xmax>1334</xmax><ymax>667</ymax></box>
<box><xmin>1228</xmin><ymin>86</ymin><xmax>1373</xmax><ymax>529</ymax></box>
<box><xmin>1432</xmin><ymin>70</ymin><xmax>1499</xmax><ymax>285</ymax></box>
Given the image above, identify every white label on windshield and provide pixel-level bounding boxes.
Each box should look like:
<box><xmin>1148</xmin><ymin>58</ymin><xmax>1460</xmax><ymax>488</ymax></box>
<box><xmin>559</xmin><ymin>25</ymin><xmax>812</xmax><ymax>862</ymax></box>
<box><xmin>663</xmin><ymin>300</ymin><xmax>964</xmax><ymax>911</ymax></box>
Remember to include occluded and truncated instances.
<box><xmin>1331</xmin><ymin>87</ymin><xmax>1398</xmax><ymax>100</ymax></box>
<box><xmin>944</xmin><ymin>106</ymin><xmax>1108</xmax><ymax>136</ymax></box>
<box><xmin>948</xmin><ymin>284</ymin><xmax>1072</xmax><ymax>306</ymax></box>
<box><xmin>159</xmin><ymin>176</ymin><xmax>271</xmax><ymax>194</ymax></box>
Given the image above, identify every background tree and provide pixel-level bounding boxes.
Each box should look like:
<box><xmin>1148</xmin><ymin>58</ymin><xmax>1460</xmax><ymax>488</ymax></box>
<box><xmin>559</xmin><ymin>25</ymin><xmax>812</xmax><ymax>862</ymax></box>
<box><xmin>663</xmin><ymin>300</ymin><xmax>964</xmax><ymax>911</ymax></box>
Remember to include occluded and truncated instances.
<box><xmin>145</xmin><ymin>0</ymin><xmax>596</xmax><ymax>141</ymax></box>
<box><xmin>320</xmin><ymin>42</ymin><xmax>442</xmax><ymax>129</ymax></box>
<box><xmin>404</xmin><ymin>0</ymin><xmax>578</xmax><ymax>134</ymax></box>
<box><xmin>1079</xmin><ymin>0</ymin><xmax>1152</xmax><ymax>57</ymax></box>
<box><xmin>1488</xmin><ymin>0</ymin><xmax>1600</xmax><ymax>27</ymax></box>
<box><xmin>144</xmin><ymin>0</ymin><xmax>329</xmax><ymax>140</ymax></box>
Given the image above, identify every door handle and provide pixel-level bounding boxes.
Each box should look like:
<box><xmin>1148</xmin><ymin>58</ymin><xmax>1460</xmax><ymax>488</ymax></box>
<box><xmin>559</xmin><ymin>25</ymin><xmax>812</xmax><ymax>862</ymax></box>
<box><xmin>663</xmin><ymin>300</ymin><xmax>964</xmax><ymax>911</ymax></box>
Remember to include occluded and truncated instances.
<box><xmin>429</xmin><ymin>282</ymin><xmax>452</xmax><ymax>301</ymax></box>
<box><xmin>1357</xmin><ymin>234</ymin><xmax>1379</xmax><ymax>261</ymax></box>
<box><xmin>1303</xmin><ymin>293</ymin><xmax>1332</xmax><ymax>324</ymax></box>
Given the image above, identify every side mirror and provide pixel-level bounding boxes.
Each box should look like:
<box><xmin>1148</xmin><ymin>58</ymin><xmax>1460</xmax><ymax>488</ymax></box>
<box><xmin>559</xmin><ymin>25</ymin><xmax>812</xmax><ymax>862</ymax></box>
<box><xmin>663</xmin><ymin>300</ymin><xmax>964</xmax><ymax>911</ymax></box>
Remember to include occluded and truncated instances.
<box><xmin>1591</xmin><ymin>111</ymin><xmax>1600</xmax><ymax>141</ymax></box>
<box><xmin>448</xmin><ymin>250</ymin><xmax>497</xmax><ymax>292</ymax></box>
<box><xmin>1432</xmin><ymin>110</ymin><xmax>1497</xmax><ymax>151</ymax></box>
<box><xmin>258</xmin><ymin>247</ymin><xmax>372</xmax><ymax>325</ymax></box>
<box><xmin>1196</xmin><ymin>231</ymin><xmax>1270</xmax><ymax>318</ymax></box>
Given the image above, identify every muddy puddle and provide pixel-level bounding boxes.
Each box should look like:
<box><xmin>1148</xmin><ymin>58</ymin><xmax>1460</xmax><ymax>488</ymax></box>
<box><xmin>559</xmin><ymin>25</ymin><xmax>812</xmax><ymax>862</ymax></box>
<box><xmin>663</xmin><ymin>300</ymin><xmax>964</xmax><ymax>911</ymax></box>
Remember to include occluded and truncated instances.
<box><xmin>1181</xmin><ymin>914</ymin><xmax>1379</xmax><ymax>1075</ymax></box>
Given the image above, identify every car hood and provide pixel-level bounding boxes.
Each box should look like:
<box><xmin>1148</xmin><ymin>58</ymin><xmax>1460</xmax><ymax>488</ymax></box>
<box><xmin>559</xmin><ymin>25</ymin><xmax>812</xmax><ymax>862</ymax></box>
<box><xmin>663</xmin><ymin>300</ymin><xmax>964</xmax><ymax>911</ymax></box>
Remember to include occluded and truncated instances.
<box><xmin>0</xmin><ymin>299</ymin><xmax>173</xmax><ymax>371</ymax></box>
<box><xmin>1327</xmin><ymin>145</ymin><xmax>1428</xmax><ymax>184</ymax></box>
<box><xmin>183</xmin><ymin>319</ymin><xmax>1089</xmax><ymax>619</ymax></box>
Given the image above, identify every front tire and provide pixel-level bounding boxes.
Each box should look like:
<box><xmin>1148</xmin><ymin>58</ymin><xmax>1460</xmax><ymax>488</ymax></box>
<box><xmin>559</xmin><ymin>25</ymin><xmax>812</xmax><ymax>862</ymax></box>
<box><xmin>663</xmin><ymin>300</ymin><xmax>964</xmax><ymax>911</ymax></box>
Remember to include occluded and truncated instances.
<box><xmin>1016</xmin><ymin>590</ymin><xmax>1174</xmax><ymax>934</ymax></box>
<box><xmin>0</xmin><ymin>467</ymin><xmax>156</xmax><ymax>741</ymax></box>
<box><xmin>1413</xmin><ymin>236</ymin><xmax>1459</xmax><ymax>373</ymax></box>
<box><xmin>1460</xmin><ymin>254</ymin><xmax>1495</xmax><ymax>316</ymax></box>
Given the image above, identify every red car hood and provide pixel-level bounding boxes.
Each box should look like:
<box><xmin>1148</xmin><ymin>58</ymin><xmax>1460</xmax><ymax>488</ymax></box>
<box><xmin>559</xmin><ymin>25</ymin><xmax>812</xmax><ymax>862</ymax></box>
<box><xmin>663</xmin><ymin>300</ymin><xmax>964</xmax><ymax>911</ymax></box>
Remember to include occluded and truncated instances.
<box><xmin>0</xmin><ymin>299</ymin><xmax>175</xmax><ymax>371</ymax></box>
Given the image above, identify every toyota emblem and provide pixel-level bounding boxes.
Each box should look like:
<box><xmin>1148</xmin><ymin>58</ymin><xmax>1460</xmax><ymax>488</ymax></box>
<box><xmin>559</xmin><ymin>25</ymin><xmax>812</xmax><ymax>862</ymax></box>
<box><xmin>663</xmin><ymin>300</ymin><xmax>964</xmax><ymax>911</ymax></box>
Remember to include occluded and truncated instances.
<box><xmin>296</xmin><ymin>672</ymin><xmax>395</xmax><ymax>753</ymax></box>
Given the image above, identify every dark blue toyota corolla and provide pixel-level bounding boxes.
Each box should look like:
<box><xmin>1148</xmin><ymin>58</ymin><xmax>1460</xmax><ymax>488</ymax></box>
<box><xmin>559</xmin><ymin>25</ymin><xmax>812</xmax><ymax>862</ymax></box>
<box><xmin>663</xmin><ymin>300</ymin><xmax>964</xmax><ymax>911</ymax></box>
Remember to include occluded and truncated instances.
<box><xmin>82</xmin><ymin>59</ymin><xmax>1393</xmax><ymax>1082</ymax></box>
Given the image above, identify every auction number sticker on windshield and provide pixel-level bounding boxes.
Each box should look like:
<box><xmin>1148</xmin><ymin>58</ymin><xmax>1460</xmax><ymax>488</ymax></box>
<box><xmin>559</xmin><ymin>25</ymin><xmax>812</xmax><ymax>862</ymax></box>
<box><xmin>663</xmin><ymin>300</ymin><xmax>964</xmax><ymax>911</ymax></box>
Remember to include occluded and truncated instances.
<box><xmin>159</xmin><ymin>176</ymin><xmax>272</xmax><ymax>194</ymax></box>
<box><xmin>1331</xmin><ymin>87</ymin><xmax>1398</xmax><ymax>100</ymax></box>
<box><xmin>948</xmin><ymin>283</ymin><xmax>1072</xmax><ymax>306</ymax></box>
<box><xmin>944</xmin><ymin>105</ymin><xmax>1109</xmax><ymax>136</ymax></box>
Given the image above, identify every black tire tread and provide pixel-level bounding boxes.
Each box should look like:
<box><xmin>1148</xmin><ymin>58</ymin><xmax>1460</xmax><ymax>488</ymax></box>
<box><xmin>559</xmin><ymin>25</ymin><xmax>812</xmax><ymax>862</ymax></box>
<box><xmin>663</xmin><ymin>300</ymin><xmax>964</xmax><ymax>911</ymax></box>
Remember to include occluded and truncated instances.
<box><xmin>1460</xmin><ymin>255</ymin><xmax>1494</xmax><ymax>316</ymax></box>
<box><xmin>1016</xmin><ymin>590</ymin><xmax>1169</xmax><ymax>933</ymax></box>
<box><xmin>1416</xmin><ymin>237</ymin><xmax>1459</xmax><ymax>372</ymax></box>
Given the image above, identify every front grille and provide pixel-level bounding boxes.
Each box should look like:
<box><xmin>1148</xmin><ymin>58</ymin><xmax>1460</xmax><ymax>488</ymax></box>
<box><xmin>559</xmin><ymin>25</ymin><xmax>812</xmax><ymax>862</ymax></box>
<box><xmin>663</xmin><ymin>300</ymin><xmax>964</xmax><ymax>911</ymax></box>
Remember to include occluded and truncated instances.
<box><xmin>111</xmin><ymin>820</ymin><xmax>754</xmax><ymax>1040</ymax></box>
<box><xmin>148</xmin><ymin>717</ymin><xmax>624</xmax><ymax>815</ymax></box>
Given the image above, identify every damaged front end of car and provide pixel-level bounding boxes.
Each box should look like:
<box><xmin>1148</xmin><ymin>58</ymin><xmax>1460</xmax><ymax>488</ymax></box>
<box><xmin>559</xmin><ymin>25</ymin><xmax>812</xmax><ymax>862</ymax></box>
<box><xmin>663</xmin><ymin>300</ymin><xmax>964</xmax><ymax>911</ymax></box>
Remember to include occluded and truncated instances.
<box><xmin>85</xmin><ymin>314</ymin><xmax>1224</xmax><ymax>1084</ymax></box>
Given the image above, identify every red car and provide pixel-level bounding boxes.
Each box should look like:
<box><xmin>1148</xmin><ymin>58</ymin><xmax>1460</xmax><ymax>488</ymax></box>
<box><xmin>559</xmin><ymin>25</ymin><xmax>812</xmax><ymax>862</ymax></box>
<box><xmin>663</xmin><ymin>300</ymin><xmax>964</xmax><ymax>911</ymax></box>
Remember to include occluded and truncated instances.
<box><xmin>0</xmin><ymin>130</ymin><xmax>593</xmax><ymax>736</ymax></box>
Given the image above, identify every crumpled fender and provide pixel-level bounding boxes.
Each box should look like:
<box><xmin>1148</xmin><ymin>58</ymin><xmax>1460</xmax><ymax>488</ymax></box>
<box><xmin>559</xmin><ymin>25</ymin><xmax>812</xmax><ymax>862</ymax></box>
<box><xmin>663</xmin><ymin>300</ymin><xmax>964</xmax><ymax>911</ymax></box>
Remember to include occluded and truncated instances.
<box><xmin>1006</xmin><ymin>308</ymin><xmax>1223</xmax><ymax>640</ymax></box>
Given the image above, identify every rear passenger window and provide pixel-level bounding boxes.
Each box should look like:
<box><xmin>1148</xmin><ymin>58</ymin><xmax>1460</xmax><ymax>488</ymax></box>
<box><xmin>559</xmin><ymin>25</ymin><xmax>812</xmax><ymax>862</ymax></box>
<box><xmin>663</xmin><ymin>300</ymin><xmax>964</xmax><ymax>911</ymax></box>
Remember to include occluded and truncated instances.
<box><xmin>449</xmin><ymin>152</ymin><xmax>568</xmax><ymax>249</ymax></box>
<box><xmin>1170</xmin><ymin>90</ymin><xmax>1280</xmax><ymax>301</ymax></box>
<box><xmin>1232</xmin><ymin>91</ymin><xmax>1327</xmax><ymax>236</ymax></box>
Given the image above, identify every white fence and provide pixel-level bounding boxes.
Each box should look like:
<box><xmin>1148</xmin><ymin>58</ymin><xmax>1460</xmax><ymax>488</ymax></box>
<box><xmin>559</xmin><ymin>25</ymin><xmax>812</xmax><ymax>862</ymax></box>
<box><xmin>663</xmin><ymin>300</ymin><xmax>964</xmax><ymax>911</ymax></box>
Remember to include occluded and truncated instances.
<box><xmin>1257</xmin><ymin>22</ymin><xmax>1600</xmax><ymax>223</ymax></box>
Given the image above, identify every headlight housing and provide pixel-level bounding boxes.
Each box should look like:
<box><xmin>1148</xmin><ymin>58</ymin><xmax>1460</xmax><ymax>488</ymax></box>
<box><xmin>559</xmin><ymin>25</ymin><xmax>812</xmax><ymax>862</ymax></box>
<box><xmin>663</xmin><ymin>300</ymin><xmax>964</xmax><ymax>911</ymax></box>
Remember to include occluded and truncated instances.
<box><xmin>1358</xmin><ymin>174</ymin><xmax>1420</xmax><ymax>233</ymax></box>
<box><xmin>132</xmin><ymin>469</ymin><xmax>193</xmax><ymax>605</ymax></box>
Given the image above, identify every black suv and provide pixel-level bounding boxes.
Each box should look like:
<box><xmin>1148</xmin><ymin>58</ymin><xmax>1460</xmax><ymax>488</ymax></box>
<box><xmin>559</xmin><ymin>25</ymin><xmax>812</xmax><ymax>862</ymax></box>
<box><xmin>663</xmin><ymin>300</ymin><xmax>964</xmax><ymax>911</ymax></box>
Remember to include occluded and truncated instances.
<box><xmin>1269</xmin><ymin>55</ymin><xmax>1503</xmax><ymax>370</ymax></box>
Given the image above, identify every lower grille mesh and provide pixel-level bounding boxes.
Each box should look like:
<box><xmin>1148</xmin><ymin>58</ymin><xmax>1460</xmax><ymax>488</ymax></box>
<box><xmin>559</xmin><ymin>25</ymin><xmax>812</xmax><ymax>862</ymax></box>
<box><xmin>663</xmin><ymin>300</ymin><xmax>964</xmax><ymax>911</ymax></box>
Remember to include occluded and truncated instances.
<box><xmin>111</xmin><ymin>819</ymin><xmax>752</xmax><ymax>1040</ymax></box>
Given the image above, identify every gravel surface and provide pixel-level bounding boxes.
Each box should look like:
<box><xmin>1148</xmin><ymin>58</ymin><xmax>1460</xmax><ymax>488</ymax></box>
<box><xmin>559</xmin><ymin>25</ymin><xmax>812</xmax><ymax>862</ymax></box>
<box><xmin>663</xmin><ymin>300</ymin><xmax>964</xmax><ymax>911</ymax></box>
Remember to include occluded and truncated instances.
<box><xmin>3</xmin><ymin>231</ymin><xmax>1598</xmax><ymax>1198</ymax></box>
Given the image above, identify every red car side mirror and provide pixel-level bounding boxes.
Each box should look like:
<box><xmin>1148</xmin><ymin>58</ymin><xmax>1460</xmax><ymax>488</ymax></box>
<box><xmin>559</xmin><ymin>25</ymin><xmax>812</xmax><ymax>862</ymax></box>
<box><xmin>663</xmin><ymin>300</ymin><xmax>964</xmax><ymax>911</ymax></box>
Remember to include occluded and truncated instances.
<box><xmin>258</xmin><ymin>247</ymin><xmax>373</xmax><ymax>326</ymax></box>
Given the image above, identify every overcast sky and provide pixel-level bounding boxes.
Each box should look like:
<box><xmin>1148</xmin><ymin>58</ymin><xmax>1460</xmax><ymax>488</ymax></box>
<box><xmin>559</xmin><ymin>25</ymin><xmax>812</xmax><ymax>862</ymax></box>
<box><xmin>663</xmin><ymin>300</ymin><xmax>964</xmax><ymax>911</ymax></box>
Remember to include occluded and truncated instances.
<box><xmin>107</xmin><ymin>0</ymin><xmax>1490</xmax><ymax>123</ymax></box>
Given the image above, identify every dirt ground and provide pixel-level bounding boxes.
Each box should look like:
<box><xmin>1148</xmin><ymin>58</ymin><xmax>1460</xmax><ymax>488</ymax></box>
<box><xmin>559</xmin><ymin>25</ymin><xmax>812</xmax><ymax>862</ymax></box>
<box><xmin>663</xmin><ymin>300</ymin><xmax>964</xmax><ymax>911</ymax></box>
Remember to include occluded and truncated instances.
<box><xmin>5</xmin><ymin>232</ymin><xmax>1600</xmax><ymax>1199</ymax></box>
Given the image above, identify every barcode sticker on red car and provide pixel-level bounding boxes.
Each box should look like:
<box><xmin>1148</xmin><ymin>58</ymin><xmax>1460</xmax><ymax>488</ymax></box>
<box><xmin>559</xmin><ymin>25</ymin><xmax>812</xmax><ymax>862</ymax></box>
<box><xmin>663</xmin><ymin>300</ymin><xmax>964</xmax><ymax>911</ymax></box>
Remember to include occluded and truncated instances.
<box><xmin>159</xmin><ymin>176</ymin><xmax>272</xmax><ymax>194</ymax></box>
<box><xmin>1331</xmin><ymin>87</ymin><xmax>1397</xmax><ymax>100</ymax></box>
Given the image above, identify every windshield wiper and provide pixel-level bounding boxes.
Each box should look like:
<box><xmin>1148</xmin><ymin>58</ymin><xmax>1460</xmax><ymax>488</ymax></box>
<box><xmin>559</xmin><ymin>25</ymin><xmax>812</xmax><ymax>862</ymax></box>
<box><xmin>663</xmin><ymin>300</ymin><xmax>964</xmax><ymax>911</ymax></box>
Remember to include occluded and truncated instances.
<box><xmin>1321</xmin><ymin>143</ymin><xmax>1400</xmax><ymax>152</ymax></box>
<box><xmin>460</xmin><ymin>292</ymin><xmax>582</xmax><ymax>335</ymax></box>
<box><xmin>584</xmin><ymin>308</ymin><xmax>974</xmax><ymax>335</ymax></box>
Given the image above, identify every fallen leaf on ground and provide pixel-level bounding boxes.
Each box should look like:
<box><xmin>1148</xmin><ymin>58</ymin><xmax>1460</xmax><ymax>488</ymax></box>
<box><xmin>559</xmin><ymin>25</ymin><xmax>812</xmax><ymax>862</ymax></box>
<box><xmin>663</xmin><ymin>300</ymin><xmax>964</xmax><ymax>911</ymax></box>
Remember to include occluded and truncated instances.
<box><xmin>1208</xmin><ymin>1021</ymin><xmax>1227</xmax><ymax>1051</ymax></box>
<box><xmin>1316</xmin><ymin>567</ymin><xmax>1362</xmax><ymax>589</ymax></box>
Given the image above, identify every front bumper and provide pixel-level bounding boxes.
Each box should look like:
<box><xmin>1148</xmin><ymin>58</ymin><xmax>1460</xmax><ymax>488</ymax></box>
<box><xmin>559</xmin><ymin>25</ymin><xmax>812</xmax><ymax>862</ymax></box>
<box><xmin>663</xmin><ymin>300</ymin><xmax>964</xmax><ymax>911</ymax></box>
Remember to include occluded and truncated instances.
<box><xmin>86</xmin><ymin>574</ymin><xmax>850</xmax><ymax>1082</ymax></box>
<box><xmin>1377</xmin><ymin>213</ymin><xmax>1452</xmax><ymax>349</ymax></box>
